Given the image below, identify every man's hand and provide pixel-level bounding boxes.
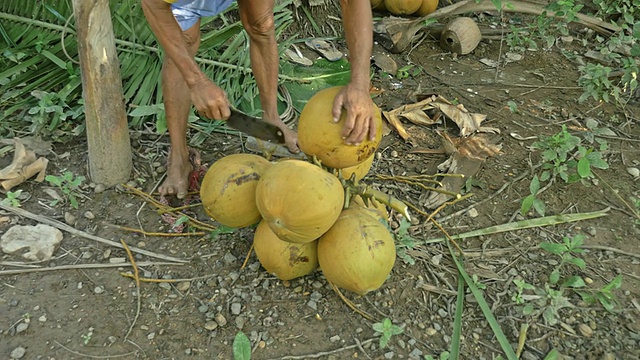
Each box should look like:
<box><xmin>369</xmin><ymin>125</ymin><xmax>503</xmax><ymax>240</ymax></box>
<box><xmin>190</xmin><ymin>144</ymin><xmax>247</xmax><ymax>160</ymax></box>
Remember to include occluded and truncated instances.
<box><xmin>332</xmin><ymin>84</ymin><xmax>376</xmax><ymax>145</ymax></box>
<box><xmin>190</xmin><ymin>78</ymin><xmax>231</xmax><ymax>121</ymax></box>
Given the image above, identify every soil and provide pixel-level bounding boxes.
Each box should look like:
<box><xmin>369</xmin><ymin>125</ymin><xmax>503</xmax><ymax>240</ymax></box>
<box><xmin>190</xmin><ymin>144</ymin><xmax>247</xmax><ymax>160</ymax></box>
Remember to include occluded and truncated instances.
<box><xmin>2</xmin><ymin>7</ymin><xmax>640</xmax><ymax>360</ymax></box>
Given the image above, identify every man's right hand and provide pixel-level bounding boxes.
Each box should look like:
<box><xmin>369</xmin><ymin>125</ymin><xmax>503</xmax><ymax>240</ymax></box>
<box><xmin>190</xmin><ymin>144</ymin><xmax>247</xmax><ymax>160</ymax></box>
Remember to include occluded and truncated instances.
<box><xmin>190</xmin><ymin>77</ymin><xmax>231</xmax><ymax>121</ymax></box>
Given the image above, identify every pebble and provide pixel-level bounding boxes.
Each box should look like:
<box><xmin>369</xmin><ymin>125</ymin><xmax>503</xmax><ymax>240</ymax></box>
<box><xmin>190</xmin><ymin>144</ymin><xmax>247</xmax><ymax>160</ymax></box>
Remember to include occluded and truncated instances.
<box><xmin>425</xmin><ymin>327</ymin><xmax>437</xmax><ymax>336</ymax></box>
<box><xmin>215</xmin><ymin>313</ymin><xmax>227</xmax><ymax>326</ymax></box>
<box><xmin>64</xmin><ymin>212</ymin><xmax>76</xmax><ymax>225</ymax></box>
<box><xmin>409</xmin><ymin>348</ymin><xmax>423</xmax><ymax>359</ymax></box>
<box><xmin>158</xmin><ymin>282</ymin><xmax>171</xmax><ymax>290</ymax></box>
<box><xmin>467</xmin><ymin>208</ymin><xmax>479</xmax><ymax>218</ymax></box>
<box><xmin>235</xmin><ymin>316</ymin><xmax>246</xmax><ymax>329</ymax></box>
<box><xmin>391</xmin><ymin>150</ymin><xmax>398</xmax><ymax>157</ymax></box>
<box><xmin>176</xmin><ymin>281</ymin><xmax>191</xmax><ymax>292</ymax></box>
<box><xmin>330</xmin><ymin>335</ymin><xmax>341</xmax><ymax>342</ymax></box>
<box><xmin>231</xmin><ymin>303</ymin><xmax>242</xmax><ymax>315</ymax></box>
<box><xmin>198</xmin><ymin>305</ymin><xmax>209</xmax><ymax>313</ymax></box>
<box><xmin>204</xmin><ymin>321</ymin><xmax>218</xmax><ymax>331</ymax></box>
<box><xmin>38</xmin><ymin>315</ymin><xmax>46</xmax><ymax>322</ymax></box>
<box><xmin>578</xmin><ymin>323</ymin><xmax>593</xmax><ymax>337</ymax></box>
<box><xmin>433</xmin><ymin>323</ymin><xmax>442</xmax><ymax>331</ymax></box>
<box><xmin>10</xmin><ymin>346</ymin><xmax>25</xmax><ymax>359</ymax></box>
<box><xmin>16</xmin><ymin>323</ymin><xmax>29</xmax><ymax>333</ymax></box>
<box><xmin>109</xmin><ymin>257</ymin><xmax>126</xmax><ymax>264</ymax></box>
<box><xmin>224</xmin><ymin>253</ymin><xmax>237</xmax><ymax>264</ymax></box>
<box><xmin>437</xmin><ymin>308</ymin><xmax>448</xmax><ymax>318</ymax></box>
<box><xmin>627</xmin><ymin>167</ymin><xmax>640</xmax><ymax>178</ymax></box>
<box><xmin>94</xmin><ymin>286</ymin><xmax>105</xmax><ymax>294</ymax></box>
<box><xmin>84</xmin><ymin>211</ymin><xmax>95</xmax><ymax>220</ymax></box>
<box><xmin>94</xmin><ymin>184</ymin><xmax>106</xmax><ymax>194</ymax></box>
<box><xmin>147</xmin><ymin>332</ymin><xmax>155</xmax><ymax>340</ymax></box>
<box><xmin>384</xmin><ymin>351</ymin><xmax>395</xmax><ymax>359</ymax></box>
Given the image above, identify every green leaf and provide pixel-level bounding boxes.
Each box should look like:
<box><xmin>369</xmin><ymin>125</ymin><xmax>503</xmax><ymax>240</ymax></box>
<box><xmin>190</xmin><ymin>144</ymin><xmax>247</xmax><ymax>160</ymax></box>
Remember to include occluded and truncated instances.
<box><xmin>521</xmin><ymin>194</ymin><xmax>535</xmax><ymax>215</ymax></box>
<box><xmin>450</xmin><ymin>272</ymin><xmax>465</xmax><ymax>360</ymax></box>
<box><xmin>45</xmin><ymin>175</ymin><xmax>62</xmax><ymax>187</ymax></box>
<box><xmin>522</xmin><ymin>304</ymin><xmax>534</xmax><ymax>315</ymax></box>
<box><xmin>568</xmin><ymin>257</ymin><xmax>586</xmax><ymax>269</ymax></box>
<box><xmin>379</xmin><ymin>334</ymin><xmax>390</xmax><ymax>349</ymax></box>
<box><xmin>602</xmin><ymin>275</ymin><xmax>622</xmax><ymax>292</ymax></box>
<box><xmin>529</xmin><ymin>175</ymin><xmax>540</xmax><ymax>194</ymax></box>
<box><xmin>561</xmin><ymin>276</ymin><xmax>586</xmax><ymax>288</ymax></box>
<box><xmin>540</xmin><ymin>242</ymin><xmax>566</xmax><ymax>255</ymax></box>
<box><xmin>549</xmin><ymin>269</ymin><xmax>560</xmax><ymax>285</ymax></box>
<box><xmin>532</xmin><ymin>198</ymin><xmax>546</xmax><ymax>217</ymax></box>
<box><xmin>129</xmin><ymin>104</ymin><xmax>164</xmax><ymax>117</ymax></box>
<box><xmin>372</xmin><ymin>322</ymin><xmax>385</xmax><ymax>333</ymax></box>
<box><xmin>233</xmin><ymin>332</ymin><xmax>251</xmax><ymax>360</ymax></box>
<box><xmin>577</xmin><ymin>157</ymin><xmax>591</xmax><ymax>177</ymax></box>
<box><xmin>543</xmin><ymin>349</ymin><xmax>560</xmax><ymax>360</ymax></box>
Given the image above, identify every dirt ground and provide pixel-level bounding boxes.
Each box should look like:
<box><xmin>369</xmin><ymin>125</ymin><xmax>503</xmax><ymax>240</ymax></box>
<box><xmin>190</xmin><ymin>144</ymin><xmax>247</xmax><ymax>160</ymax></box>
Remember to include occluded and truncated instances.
<box><xmin>2</xmin><ymin>8</ymin><xmax>640</xmax><ymax>360</ymax></box>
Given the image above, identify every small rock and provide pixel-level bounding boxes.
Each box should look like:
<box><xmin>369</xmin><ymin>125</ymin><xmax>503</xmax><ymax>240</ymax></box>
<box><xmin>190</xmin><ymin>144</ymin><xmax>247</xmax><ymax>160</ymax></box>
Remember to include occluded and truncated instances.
<box><xmin>391</xmin><ymin>150</ymin><xmax>399</xmax><ymax>158</ymax></box>
<box><xmin>578</xmin><ymin>323</ymin><xmax>593</xmax><ymax>337</ymax></box>
<box><xmin>409</xmin><ymin>348</ymin><xmax>423</xmax><ymax>359</ymax></box>
<box><xmin>437</xmin><ymin>308</ymin><xmax>448</xmax><ymax>318</ymax></box>
<box><xmin>627</xmin><ymin>167</ymin><xmax>640</xmax><ymax>178</ymax></box>
<box><xmin>330</xmin><ymin>335</ymin><xmax>340</xmax><ymax>342</ymax></box>
<box><xmin>94</xmin><ymin>184</ymin><xmax>106</xmax><ymax>194</ymax></box>
<box><xmin>198</xmin><ymin>305</ymin><xmax>209</xmax><ymax>313</ymax></box>
<box><xmin>176</xmin><ymin>281</ymin><xmax>191</xmax><ymax>292</ymax></box>
<box><xmin>560</xmin><ymin>36</ymin><xmax>574</xmax><ymax>44</ymax></box>
<box><xmin>1</xmin><ymin>224</ymin><xmax>63</xmax><ymax>262</ymax></box>
<box><xmin>505</xmin><ymin>52</ymin><xmax>523</xmax><ymax>61</ymax></box>
<box><xmin>94</xmin><ymin>286</ymin><xmax>104</xmax><ymax>294</ymax></box>
<box><xmin>384</xmin><ymin>351</ymin><xmax>395</xmax><ymax>359</ymax></box>
<box><xmin>84</xmin><ymin>211</ymin><xmax>95</xmax><ymax>220</ymax></box>
<box><xmin>16</xmin><ymin>322</ymin><xmax>29</xmax><ymax>333</ymax></box>
<box><xmin>204</xmin><ymin>321</ymin><xmax>218</xmax><ymax>331</ymax></box>
<box><xmin>224</xmin><ymin>252</ymin><xmax>237</xmax><ymax>264</ymax></box>
<box><xmin>467</xmin><ymin>208</ymin><xmax>479</xmax><ymax>218</ymax></box>
<box><xmin>425</xmin><ymin>327</ymin><xmax>437</xmax><ymax>336</ymax></box>
<box><xmin>64</xmin><ymin>212</ymin><xmax>76</xmax><ymax>224</ymax></box>
<box><xmin>215</xmin><ymin>313</ymin><xmax>227</xmax><ymax>327</ymax></box>
<box><xmin>38</xmin><ymin>315</ymin><xmax>46</xmax><ymax>322</ymax></box>
<box><xmin>231</xmin><ymin>303</ymin><xmax>242</xmax><ymax>315</ymax></box>
<box><xmin>521</xmin><ymin>351</ymin><xmax>538</xmax><ymax>360</ymax></box>
<box><xmin>109</xmin><ymin>257</ymin><xmax>126</xmax><ymax>264</ymax></box>
<box><xmin>158</xmin><ymin>282</ymin><xmax>171</xmax><ymax>290</ymax></box>
<box><xmin>235</xmin><ymin>316</ymin><xmax>246</xmax><ymax>329</ymax></box>
<box><xmin>147</xmin><ymin>332</ymin><xmax>155</xmax><ymax>340</ymax></box>
<box><xmin>10</xmin><ymin>346</ymin><xmax>26</xmax><ymax>359</ymax></box>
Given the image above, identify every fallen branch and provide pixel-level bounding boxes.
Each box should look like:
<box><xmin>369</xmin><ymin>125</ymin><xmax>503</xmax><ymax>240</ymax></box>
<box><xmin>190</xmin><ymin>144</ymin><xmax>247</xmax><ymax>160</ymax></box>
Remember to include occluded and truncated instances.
<box><xmin>426</xmin><ymin>208</ymin><xmax>610</xmax><ymax>243</ymax></box>
<box><xmin>0</xmin><ymin>261</ymin><xmax>183</xmax><ymax>276</ymax></box>
<box><xmin>121</xmin><ymin>240</ymin><xmax>141</xmax><ymax>342</ymax></box>
<box><xmin>0</xmin><ymin>203</ymin><xmax>189</xmax><ymax>263</ymax></box>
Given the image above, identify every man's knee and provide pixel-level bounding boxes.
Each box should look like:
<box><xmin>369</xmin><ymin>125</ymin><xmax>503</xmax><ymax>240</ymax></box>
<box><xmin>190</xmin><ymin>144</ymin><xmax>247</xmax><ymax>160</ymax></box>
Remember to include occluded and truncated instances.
<box><xmin>245</xmin><ymin>11</ymin><xmax>275</xmax><ymax>38</ymax></box>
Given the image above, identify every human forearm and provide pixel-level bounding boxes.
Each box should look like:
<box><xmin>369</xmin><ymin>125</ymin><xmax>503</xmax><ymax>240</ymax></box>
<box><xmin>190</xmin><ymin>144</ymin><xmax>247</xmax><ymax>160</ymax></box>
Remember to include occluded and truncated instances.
<box><xmin>141</xmin><ymin>0</ymin><xmax>206</xmax><ymax>87</ymax></box>
<box><xmin>340</xmin><ymin>0</ymin><xmax>373</xmax><ymax>90</ymax></box>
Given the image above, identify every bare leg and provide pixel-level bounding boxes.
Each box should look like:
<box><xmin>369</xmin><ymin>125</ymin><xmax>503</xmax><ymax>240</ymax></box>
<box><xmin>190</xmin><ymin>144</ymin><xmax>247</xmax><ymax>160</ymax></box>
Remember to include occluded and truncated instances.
<box><xmin>159</xmin><ymin>20</ymin><xmax>202</xmax><ymax>199</ymax></box>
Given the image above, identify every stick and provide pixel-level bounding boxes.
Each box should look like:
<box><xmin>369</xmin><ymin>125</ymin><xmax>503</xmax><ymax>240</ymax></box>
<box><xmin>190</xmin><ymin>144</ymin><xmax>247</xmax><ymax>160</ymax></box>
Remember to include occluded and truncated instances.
<box><xmin>121</xmin><ymin>240</ymin><xmax>141</xmax><ymax>342</ymax></box>
<box><xmin>267</xmin><ymin>338</ymin><xmax>376</xmax><ymax>360</ymax></box>
<box><xmin>0</xmin><ymin>204</ymin><xmax>188</xmax><ymax>263</ymax></box>
<box><xmin>53</xmin><ymin>340</ymin><xmax>136</xmax><ymax>359</ymax></box>
<box><xmin>0</xmin><ymin>262</ymin><xmax>183</xmax><ymax>276</ymax></box>
<box><xmin>582</xmin><ymin>245</ymin><xmax>640</xmax><ymax>260</ymax></box>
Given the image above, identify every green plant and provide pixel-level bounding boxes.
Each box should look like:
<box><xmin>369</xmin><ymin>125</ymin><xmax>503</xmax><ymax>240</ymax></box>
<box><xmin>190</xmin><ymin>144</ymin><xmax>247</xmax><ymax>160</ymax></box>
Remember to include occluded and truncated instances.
<box><xmin>578</xmin><ymin>275</ymin><xmax>623</xmax><ymax>312</ymax></box>
<box><xmin>233</xmin><ymin>331</ymin><xmax>251</xmax><ymax>360</ymax></box>
<box><xmin>372</xmin><ymin>318</ymin><xmax>403</xmax><ymax>349</ymax></box>
<box><xmin>395</xmin><ymin>64</ymin><xmax>422</xmax><ymax>80</ymax></box>
<box><xmin>209</xmin><ymin>224</ymin><xmax>237</xmax><ymax>240</ymax></box>
<box><xmin>393</xmin><ymin>217</ymin><xmax>417</xmax><ymax>265</ymax></box>
<box><xmin>521</xmin><ymin>175</ymin><xmax>545</xmax><ymax>217</ymax></box>
<box><xmin>27</xmin><ymin>89</ymin><xmax>84</xmax><ymax>141</ymax></box>
<box><xmin>45</xmin><ymin>171</ymin><xmax>85</xmax><ymax>209</ymax></box>
<box><xmin>425</xmin><ymin>352</ymin><xmax>450</xmax><ymax>360</ymax></box>
<box><xmin>511</xmin><ymin>279</ymin><xmax>535</xmax><ymax>304</ymax></box>
<box><xmin>1</xmin><ymin>189</ymin><xmax>22</xmax><ymax>207</ymax></box>
<box><xmin>471</xmin><ymin>274</ymin><xmax>487</xmax><ymax>290</ymax></box>
<box><xmin>540</xmin><ymin>234</ymin><xmax>586</xmax><ymax>285</ymax></box>
<box><xmin>81</xmin><ymin>327</ymin><xmax>94</xmax><ymax>345</ymax></box>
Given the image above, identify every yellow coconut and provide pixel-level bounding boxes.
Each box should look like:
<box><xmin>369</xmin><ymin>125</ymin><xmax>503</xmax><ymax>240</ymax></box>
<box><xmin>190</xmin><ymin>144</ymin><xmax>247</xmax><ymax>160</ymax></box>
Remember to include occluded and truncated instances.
<box><xmin>415</xmin><ymin>0</ymin><xmax>438</xmax><ymax>16</ymax></box>
<box><xmin>317</xmin><ymin>207</ymin><xmax>396</xmax><ymax>295</ymax></box>
<box><xmin>200</xmin><ymin>153</ymin><xmax>271</xmax><ymax>228</ymax></box>
<box><xmin>340</xmin><ymin>153</ymin><xmax>375</xmax><ymax>181</ymax></box>
<box><xmin>370</xmin><ymin>0</ymin><xmax>384</xmax><ymax>9</ymax></box>
<box><xmin>253</xmin><ymin>220</ymin><xmax>318</xmax><ymax>280</ymax></box>
<box><xmin>255</xmin><ymin>159</ymin><xmax>345</xmax><ymax>244</ymax></box>
<box><xmin>384</xmin><ymin>0</ymin><xmax>422</xmax><ymax>15</ymax></box>
<box><xmin>298</xmin><ymin>86</ymin><xmax>383</xmax><ymax>169</ymax></box>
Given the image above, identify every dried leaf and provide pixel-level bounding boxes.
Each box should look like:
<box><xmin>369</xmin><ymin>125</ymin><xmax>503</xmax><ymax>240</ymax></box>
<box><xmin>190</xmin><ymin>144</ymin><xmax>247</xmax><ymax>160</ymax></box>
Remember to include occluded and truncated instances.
<box><xmin>382</xmin><ymin>111</ymin><xmax>411</xmax><ymax>140</ymax></box>
<box><xmin>400</xmin><ymin>110</ymin><xmax>438</xmax><ymax>126</ymax></box>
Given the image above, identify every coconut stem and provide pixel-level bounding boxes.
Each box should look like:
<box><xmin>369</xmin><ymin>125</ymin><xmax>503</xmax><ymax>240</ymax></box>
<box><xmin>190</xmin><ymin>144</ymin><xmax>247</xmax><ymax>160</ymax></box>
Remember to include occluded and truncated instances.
<box><xmin>349</xmin><ymin>185</ymin><xmax>411</xmax><ymax>221</ymax></box>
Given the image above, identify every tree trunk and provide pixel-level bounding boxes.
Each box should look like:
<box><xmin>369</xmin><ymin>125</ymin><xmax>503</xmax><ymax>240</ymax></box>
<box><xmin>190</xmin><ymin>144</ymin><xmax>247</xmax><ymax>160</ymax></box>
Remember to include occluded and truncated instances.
<box><xmin>72</xmin><ymin>0</ymin><xmax>132</xmax><ymax>187</ymax></box>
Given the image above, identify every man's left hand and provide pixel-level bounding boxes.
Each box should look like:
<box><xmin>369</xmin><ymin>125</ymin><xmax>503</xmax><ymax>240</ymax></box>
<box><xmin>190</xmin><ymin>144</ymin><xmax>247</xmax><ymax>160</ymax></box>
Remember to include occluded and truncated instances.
<box><xmin>331</xmin><ymin>84</ymin><xmax>377</xmax><ymax>145</ymax></box>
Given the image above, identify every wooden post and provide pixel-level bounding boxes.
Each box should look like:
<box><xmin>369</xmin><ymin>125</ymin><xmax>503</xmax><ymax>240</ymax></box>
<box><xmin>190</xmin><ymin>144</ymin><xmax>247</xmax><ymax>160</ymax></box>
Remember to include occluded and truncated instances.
<box><xmin>72</xmin><ymin>0</ymin><xmax>132</xmax><ymax>187</ymax></box>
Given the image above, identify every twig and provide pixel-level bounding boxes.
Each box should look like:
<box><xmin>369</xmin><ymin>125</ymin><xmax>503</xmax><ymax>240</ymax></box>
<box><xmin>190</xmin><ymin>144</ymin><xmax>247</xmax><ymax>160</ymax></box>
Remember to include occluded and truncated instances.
<box><xmin>0</xmin><ymin>261</ymin><xmax>183</xmax><ymax>276</ymax></box>
<box><xmin>53</xmin><ymin>340</ymin><xmax>136</xmax><ymax>358</ymax></box>
<box><xmin>241</xmin><ymin>243</ymin><xmax>254</xmax><ymax>271</ymax></box>
<box><xmin>582</xmin><ymin>245</ymin><xmax>640</xmax><ymax>260</ymax></box>
<box><xmin>103</xmin><ymin>222</ymin><xmax>206</xmax><ymax>237</ymax></box>
<box><xmin>121</xmin><ymin>240</ymin><xmax>141</xmax><ymax>342</ymax></box>
<box><xmin>329</xmin><ymin>282</ymin><xmax>374</xmax><ymax>320</ymax></box>
<box><xmin>0</xmin><ymin>203</ymin><xmax>188</xmax><ymax>263</ymax></box>
<box><xmin>267</xmin><ymin>338</ymin><xmax>376</xmax><ymax>360</ymax></box>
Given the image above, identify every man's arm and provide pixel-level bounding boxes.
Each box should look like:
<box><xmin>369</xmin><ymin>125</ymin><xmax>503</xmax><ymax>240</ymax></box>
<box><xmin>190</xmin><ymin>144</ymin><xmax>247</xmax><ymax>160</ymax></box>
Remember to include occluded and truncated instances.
<box><xmin>141</xmin><ymin>0</ymin><xmax>230</xmax><ymax>120</ymax></box>
<box><xmin>333</xmin><ymin>0</ymin><xmax>376</xmax><ymax>145</ymax></box>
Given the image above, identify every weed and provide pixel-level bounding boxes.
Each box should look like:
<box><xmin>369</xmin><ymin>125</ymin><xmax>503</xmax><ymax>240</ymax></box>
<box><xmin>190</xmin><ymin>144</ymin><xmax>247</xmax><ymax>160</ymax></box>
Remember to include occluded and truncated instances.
<box><xmin>540</xmin><ymin>234</ymin><xmax>586</xmax><ymax>285</ymax></box>
<box><xmin>372</xmin><ymin>318</ymin><xmax>403</xmax><ymax>349</ymax></box>
<box><xmin>471</xmin><ymin>274</ymin><xmax>487</xmax><ymax>290</ymax></box>
<box><xmin>394</xmin><ymin>217</ymin><xmax>417</xmax><ymax>265</ymax></box>
<box><xmin>395</xmin><ymin>65</ymin><xmax>422</xmax><ymax>80</ymax></box>
<box><xmin>512</xmin><ymin>279</ymin><xmax>535</xmax><ymax>304</ymax></box>
<box><xmin>233</xmin><ymin>331</ymin><xmax>251</xmax><ymax>360</ymax></box>
<box><xmin>507</xmin><ymin>100</ymin><xmax>518</xmax><ymax>113</ymax></box>
<box><xmin>45</xmin><ymin>171</ymin><xmax>86</xmax><ymax>209</ymax></box>
<box><xmin>425</xmin><ymin>352</ymin><xmax>450</xmax><ymax>360</ymax></box>
<box><xmin>1</xmin><ymin>190</ymin><xmax>22</xmax><ymax>207</ymax></box>
<box><xmin>28</xmin><ymin>90</ymin><xmax>84</xmax><ymax>141</ymax></box>
<box><xmin>520</xmin><ymin>174</ymin><xmax>546</xmax><ymax>217</ymax></box>
<box><xmin>210</xmin><ymin>224</ymin><xmax>237</xmax><ymax>240</ymax></box>
<box><xmin>578</xmin><ymin>275</ymin><xmax>623</xmax><ymax>312</ymax></box>
<box><xmin>81</xmin><ymin>327</ymin><xmax>94</xmax><ymax>345</ymax></box>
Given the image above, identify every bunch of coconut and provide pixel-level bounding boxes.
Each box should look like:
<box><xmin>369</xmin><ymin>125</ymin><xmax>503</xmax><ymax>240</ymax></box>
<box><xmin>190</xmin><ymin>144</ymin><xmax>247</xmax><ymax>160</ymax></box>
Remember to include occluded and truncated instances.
<box><xmin>371</xmin><ymin>0</ymin><xmax>438</xmax><ymax>17</ymax></box>
<box><xmin>199</xmin><ymin>86</ymin><xmax>397</xmax><ymax>296</ymax></box>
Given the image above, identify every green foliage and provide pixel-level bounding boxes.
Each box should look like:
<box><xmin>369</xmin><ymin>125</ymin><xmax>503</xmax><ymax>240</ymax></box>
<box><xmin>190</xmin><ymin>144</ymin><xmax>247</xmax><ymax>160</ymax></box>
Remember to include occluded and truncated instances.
<box><xmin>540</xmin><ymin>234</ymin><xmax>586</xmax><ymax>285</ymax></box>
<box><xmin>521</xmin><ymin>174</ymin><xmax>545</xmax><ymax>217</ymax></box>
<box><xmin>233</xmin><ymin>331</ymin><xmax>251</xmax><ymax>360</ymax></box>
<box><xmin>394</xmin><ymin>217</ymin><xmax>417</xmax><ymax>265</ymax></box>
<box><xmin>1</xmin><ymin>189</ymin><xmax>22</xmax><ymax>207</ymax></box>
<box><xmin>425</xmin><ymin>352</ymin><xmax>450</xmax><ymax>360</ymax></box>
<box><xmin>209</xmin><ymin>224</ymin><xmax>237</xmax><ymax>240</ymax></box>
<box><xmin>45</xmin><ymin>170</ymin><xmax>85</xmax><ymax>209</ymax></box>
<box><xmin>578</xmin><ymin>275</ymin><xmax>623</xmax><ymax>312</ymax></box>
<box><xmin>395</xmin><ymin>64</ymin><xmax>422</xmax><ymax>80</ymax></box>
<box><xmin>372</xmin><ymin>318</ymin><xmax>403</xmax><ymax>349</ymax></box>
